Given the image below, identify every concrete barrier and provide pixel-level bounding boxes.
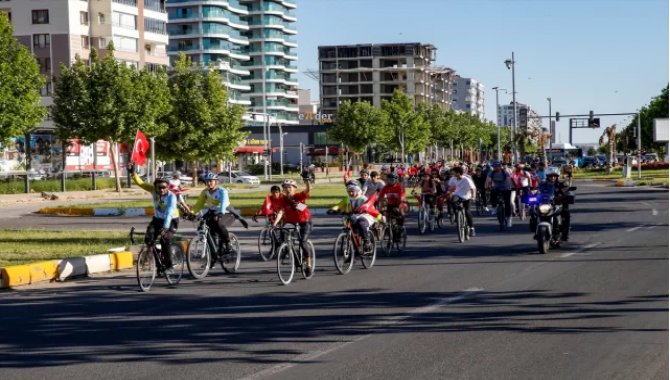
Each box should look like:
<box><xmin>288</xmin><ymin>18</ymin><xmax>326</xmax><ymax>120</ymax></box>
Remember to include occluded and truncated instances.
<box><xmin>1</xmin><ymin>264</ymin><xmax>32</xmax><ymax>288</ymax></box>
<box><xmin>109</xmin><ymin>251</ymin><xmax>134</xmax><ymax>270</ymax></box>
<box><xmin>84</xmin><ymin>253</ymin><xmax>112</xmax><ymax>274</ymax></box>
<box><xmin>29</xmin><ymin>260</ymin><xmax>59</xmax><ymax>284</ymax></box>
<box><xmin>57</xmin><ymin>256</ymin><xmax>88</xmax><ymax>281</ymax></box>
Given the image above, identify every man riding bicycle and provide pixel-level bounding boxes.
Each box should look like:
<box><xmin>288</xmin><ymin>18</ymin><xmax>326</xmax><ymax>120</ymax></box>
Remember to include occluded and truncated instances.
<box><xmin>486</xmin><ymin>160</ymin><xmax>513</xmax><ymax>228</ymax></box>
<box><xmin>129</xmin><ymin>165</ymin><xmax>179</xmax><ymax>271</ymax></box>
<box><xmin>277</xmin><ymin>176</ymin><xmax>314</xmax><ymax>275</ymax></box>
<box><xmin>190</xmin><ymin>173</ymin><xmax>234</xmax><ymax>264</ymax></box>
<box><xmin>447</xmin><ymin>165</ymin><xmax>477</xmax><ymax>237</ymax></box>
<box><xmin>378</xmin><ymin>173</ymin><xmax>408</xmax><ymax>227</ymax></box>
<box><xmin>253</xmin><ymin>185</ymin><xmax>284</xmax><ymax>225</ymax></box>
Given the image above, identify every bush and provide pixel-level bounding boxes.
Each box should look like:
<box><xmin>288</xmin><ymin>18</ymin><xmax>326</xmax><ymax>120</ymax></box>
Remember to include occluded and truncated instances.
<box><xmin>634</xmin><ymin>162</ymin><xmax>669</xmax><ymax>170</ymax></box>
<box><xmin>0</xmin><ymin>177</ymin><xmax>120</xmax><ymax>194</ymax></box>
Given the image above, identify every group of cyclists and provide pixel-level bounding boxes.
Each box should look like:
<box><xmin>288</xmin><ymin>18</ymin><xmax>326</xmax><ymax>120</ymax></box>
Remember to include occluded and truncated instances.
<box><xmin>128</xmin><ymin>156</ymin><xmax>574</xmax><ymax>279</ymax></box>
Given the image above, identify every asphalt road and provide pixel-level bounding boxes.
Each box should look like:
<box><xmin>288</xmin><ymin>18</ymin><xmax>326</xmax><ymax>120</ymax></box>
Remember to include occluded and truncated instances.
<box><xmin>0</xmin><ymin>182</ymin><xmax>667</xmax><ymax>380</ymax></box>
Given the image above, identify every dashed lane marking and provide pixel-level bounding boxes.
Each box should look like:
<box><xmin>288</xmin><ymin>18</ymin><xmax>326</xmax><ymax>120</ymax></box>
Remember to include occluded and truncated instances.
<box><xmin>560</xmin><ymin>242</ymin><xmax>602</xmax><ymax>258</ymax></box>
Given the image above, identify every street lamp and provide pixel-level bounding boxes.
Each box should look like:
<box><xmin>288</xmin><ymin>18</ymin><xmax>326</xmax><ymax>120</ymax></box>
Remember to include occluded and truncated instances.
<box><xmin>546</xmin><ymin>97</ymin><xmax>552</xmax><ymax>164</ymax></box>
<box><xmin>492</xmin><ymin>86</ymin><xmax>507</xmax><ymax>160</ymax></box>
<box><xmin>504</xmin><ymin>53</ymin><xmax>517</xmax><ymax>163</ymax></box>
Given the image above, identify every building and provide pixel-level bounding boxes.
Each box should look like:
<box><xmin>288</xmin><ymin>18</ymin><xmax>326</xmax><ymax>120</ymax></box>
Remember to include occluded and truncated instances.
<box><xmin>3</xmin><ymin>0</ymin><xmax>169</xmax><ymax>173</ymax></box>
<box><xmin>317</xmin><ymin>43</ymin><xmax>454</xmax><ymax>115</ymax></box>
<box><xmin>498</xmin><ymin>101</ymin><xmax>541</xmax><ymax>131</ymax></box>
<box><xmin>450</xmin><ymin>76</ymin><xmax>485</xmax><ymax>121</ymax></box>
<box><xmin>166</xmin><ymin>0</ymin><xmax>299</xmax><ymax>123</ymax></box>
<box><xmin>166</xmin><ymin>0</ymin><xmax>251</xmax><ymax>106</ymax></box>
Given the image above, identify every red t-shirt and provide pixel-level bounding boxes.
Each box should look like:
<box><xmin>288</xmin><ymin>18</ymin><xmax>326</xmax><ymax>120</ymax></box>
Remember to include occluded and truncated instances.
<box><xmin>379</xmin><ymin>183</ymin><xmax>406</xmax><ymax>206</ymax></box>
<box><xmin>257</xmin><ymin>195</ymin><xmax>284</xmax><ymax>216</ymax></box>
<box><xmin>280</xmin><ymin>191</ymin><xmax>312</xmax><ymax>224</ymax></box>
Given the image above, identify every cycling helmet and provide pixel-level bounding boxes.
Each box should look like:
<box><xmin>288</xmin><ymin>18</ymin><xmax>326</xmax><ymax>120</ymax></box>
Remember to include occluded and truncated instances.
<box><xmin>203</xmin><ymin>172</ymin><xmax>218</xmax><ymax>181</ymax></box>
<box><xmin>153</xmin><ymin>177</ymin><xmax>169</xmax><ymax>186</ymax></box>
<box><xmin>386</xmin><ymin>173</ymin><xmax>398</xmax><ymax>184</ymax></box>
<box><xmin>282</xmin><ymin>179</ymin><xmax>297</xmax><ymax>188</ymax></box>
<box><xmin>545</xmin><ymin>167</ymin><xmax>560</xmax><ymax>177</ymax></box>
<box><xmin>346</xmin><ymin>184</ymin><xmax>361</xmax><ymax>193</ymax></box>
<box><xmin>172</xmin><ymin>170</ymin><xmax>181</xmax><ymax>178</ymax></box>
<box><xmin>492</xmin><ymin>160</ymin><xmax>502</xmax><ymax>167</ymax></box>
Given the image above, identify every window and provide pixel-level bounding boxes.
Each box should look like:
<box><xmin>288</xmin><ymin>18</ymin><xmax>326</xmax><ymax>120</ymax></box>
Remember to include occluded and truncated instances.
<box><xmin>98</xmin><ymin>13</ymin><xmax>106</xmax><ymax>24</ymax></box>
<box><xmin>38</xmin><ymin>57</ymin><xmax>51</xmax><ymax>73</ymax></box>
<box><xmin>81</xmin><ymin>35</ymin><xmax>90</xmax><ymax>49</ymax></box>
<box><xmin>33</xmin><ymin>34</ymin><xmax>50</xmax><ymax>48</ymax></box>
<box><xmin>112</xmin><ymin>11</ymin><xmax>136</xmax><ymax>29</ymax></box>
<box><xmin>80</xmin><ymin>11</ymin><xmax>88</xmax><ymax>25</ymax></box>
<box><xmin>32</xmin><ymin>9</ymin><xmax>49</xmax><ymax>24</ymax></box>
<box><xmin>112</xmin><ymin>35</ymin><xmax>138</xmax><ymax>52</ymax></box>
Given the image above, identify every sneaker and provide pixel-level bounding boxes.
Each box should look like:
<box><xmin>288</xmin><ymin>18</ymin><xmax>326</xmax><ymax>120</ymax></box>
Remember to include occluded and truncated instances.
<box><xmin>469</xmin><ymin>227</ymin><xmax>476</xmax><ymax>237</ymax></box>
<box><xmin>224</xmin><ymin>242</ymin><xmax>233</xmax><ymax>254</ymax></box>
<box><xmin>303</xmin><ymin>256</ymin><xmax>313</xmax><ymax>276</ymax></box>
<box><xmin>506</xmin><ymin>218</ymin><xmax>513</xmax><ymax>228</ymax></box>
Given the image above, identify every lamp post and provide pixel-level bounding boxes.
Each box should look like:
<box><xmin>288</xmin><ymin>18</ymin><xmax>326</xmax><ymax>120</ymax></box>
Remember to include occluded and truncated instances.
<box><xmin>279</xmin><ymin>127</ymin><xmax>287</xmax><ymax>177</ymax></box>
<box><xmin>546</xmin><ymin>97</ymin><xmax>552</xmax><ymax>164</ymax></box>
<box><xmin>504</xmin><ymin>53</ymin><xmax>517</xmax><ymax>163</ymax></box>
<box><xmin>492</xmin><ymin>86</ymin><xmax>506</xmax><ymax>160</ymax></box>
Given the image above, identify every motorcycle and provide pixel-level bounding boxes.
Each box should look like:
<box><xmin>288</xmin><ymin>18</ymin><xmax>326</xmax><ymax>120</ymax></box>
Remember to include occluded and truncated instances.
<box><xmin>527</xmin><ymin>185</ymin><xmax>576</xmax><ymax>254</ymax></box>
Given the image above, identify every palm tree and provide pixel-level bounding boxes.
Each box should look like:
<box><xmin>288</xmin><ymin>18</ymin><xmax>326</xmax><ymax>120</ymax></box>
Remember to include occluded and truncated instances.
<box><xmin>598</xmin><ymin>124</ymin><xmax>617</xmax><ymax>173</ymax></box>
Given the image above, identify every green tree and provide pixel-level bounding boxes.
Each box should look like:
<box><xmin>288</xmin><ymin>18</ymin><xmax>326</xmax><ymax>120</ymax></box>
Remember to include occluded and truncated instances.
<box><xmin>327</xmin><ymin>100</ymin><xmax>387</xmax><ymax>165</ymax></box>
<box><xmin>617</xmin><ymin>85</ymin><xmax>668</xmax><ymax>155</ymax></box>
<box><xmin>381</xmin><ymin>89</ymin><xmax>429</xmax><ymax>162</ymax></box>
<box><xmin>0</xmin><ymin>13</ymin><xmax>46</xmax><ymax>144</ymax></box>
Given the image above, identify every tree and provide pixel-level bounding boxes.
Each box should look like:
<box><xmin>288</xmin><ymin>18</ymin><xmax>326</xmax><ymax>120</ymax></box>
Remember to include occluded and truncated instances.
<box><xmin>0</xmin><ymin>13</ymin><xmax>46</xmax><ymax>144</ymax></box>
<box><xmin>381</xmin><ymin>89</ymin><xmax>429</xmax><ymax>162</ymax></box>
<box><xmin>598</xmin><ymin>124</ymin><xmax>617</xmax><ymax>173</ymax></box>
<box><xmin>327</xmin><ymin>100</ymin><xmax>387</xmax><ymax>165</ymax></box>
<box><xmin>587</xmin><ymin>147</ymin><xmax>598</xmax><ymax>156</ymax></box>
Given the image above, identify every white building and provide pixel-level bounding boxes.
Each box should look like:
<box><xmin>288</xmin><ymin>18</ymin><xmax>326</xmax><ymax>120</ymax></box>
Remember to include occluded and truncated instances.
<box><xmin>451</xmin><ymin>76</ymin><xmax>485</xmax><ymax>120</ymax></box>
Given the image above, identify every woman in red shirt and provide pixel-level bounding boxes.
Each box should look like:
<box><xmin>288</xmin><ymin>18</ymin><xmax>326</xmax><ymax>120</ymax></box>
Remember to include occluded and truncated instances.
<box><xmin>278</xmin><ymin>177</ymin><xmax>313</xmax><ymax>275</ymax></box>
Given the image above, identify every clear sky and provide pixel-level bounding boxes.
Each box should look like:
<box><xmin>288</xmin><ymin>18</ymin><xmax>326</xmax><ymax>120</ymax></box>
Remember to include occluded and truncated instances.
<box><xmin>294</xmin><ymin>0</ymin><xmax>669</xmax><ymax>145</ymax></box>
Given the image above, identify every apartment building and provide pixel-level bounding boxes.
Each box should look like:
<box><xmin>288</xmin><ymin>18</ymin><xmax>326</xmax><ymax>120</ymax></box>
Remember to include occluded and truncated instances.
<box><xmin>499</xmin><ymin>101</ymin><xmax>541</xmax><ymax>131</ymax></box>
<box><xmin>451</xmin><ymin>76</ymin><xmax>485</xmax><ymax>121</ymax></box>
<box><xmin>166</xmin><ymin>0</ymin><xmax>299</xmax><ymax>123</ymax></box>
<box><xmin>317</xmin><ymin>43</ymin><xmax>453</xmax><ymax>115</ymax></box>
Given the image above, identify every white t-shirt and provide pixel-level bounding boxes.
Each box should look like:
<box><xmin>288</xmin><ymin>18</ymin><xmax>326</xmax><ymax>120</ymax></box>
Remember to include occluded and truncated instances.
<box><xmin>452</xmin><ymin>176</ymin><xmax>476</xmax><ymax>200</ymax></box>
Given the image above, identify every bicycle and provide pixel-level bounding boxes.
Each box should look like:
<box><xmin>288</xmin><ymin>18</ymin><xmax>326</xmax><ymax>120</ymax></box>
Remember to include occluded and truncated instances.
<box><xmin>130</xmin><ymin>226</ymin><xmax>185</xmax><ymax>292</ymax></box>
<box><xmin>276</xmin><ymin>225</ymin><xmax>316</xmax><ymax>285</ymax></box>
<box><xmin>452</xmin><ymin>196</ymin><xmax>471</xmax><ymax>243</ymax></box>
<box><xmin>332</xmin><ymin>215</ymin><xmax>377</xmax><ymax>274</ymax></box>
<box><xmin>186</xmin><ymin>214</ymin><xmax>241</xmax><ymax>279</ymax></box>
<box><xmin>414</xmin><ymin>192</ymin><xmax>437</xmax><ymax>235</ymax></box>
<box><xmin>474</xmin><ymin>189</ymin><xmax>488</xmax><ymax>216</ymax></box>
<box><xmin>494</xmin><ymin>191</ymin><xmax>507</xmax><ymax>231</ymax></box>
<box><xmin>514</xmin><ymin>187</ymin><xmax>528</xmax><ymax>221</ymax></box>
<box><xmin>257</xmin><ymin>214</ymin><xmax>284</xmax><ymax>262</ymax></box>
<box><xmin>379</xmin><ymin>204</ymin><xmax>407</xmax><ymax>255</ymax></box>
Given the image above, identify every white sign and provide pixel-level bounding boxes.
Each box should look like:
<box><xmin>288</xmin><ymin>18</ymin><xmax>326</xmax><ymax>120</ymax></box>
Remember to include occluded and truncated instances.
<box><xmin>653</xmin><ymin>118</ymin><xmax>668</xmax><ymax>142</ymax></box>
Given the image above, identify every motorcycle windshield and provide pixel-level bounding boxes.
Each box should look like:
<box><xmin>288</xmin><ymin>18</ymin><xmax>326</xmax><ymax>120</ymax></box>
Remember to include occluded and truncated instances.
<box><xmin>538</xmin><ymin>184</ymin><xmax>555</xmax><ymax>203</ymax></box>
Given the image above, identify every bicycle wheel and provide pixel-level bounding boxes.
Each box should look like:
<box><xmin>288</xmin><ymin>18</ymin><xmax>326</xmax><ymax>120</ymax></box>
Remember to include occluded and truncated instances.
<box><xmin>457</xmin><ymin>210</ymin><xmax>466</xmax><ymax>243</ymax></box>
<box><xmin>187</xmin><ymin>236</ymin><xmax>211</xmax><ymax>279</ymax></box>
<box><xmin>429</xmin><ymin>209</ymin><xmax>436</xmax><ymax>232</ymax></box>
<box><xmin>257</xmin><ymin>227</ymin><xmax>274</xmax><ymax>261</ymax></box>
<box><xmin>519</xmin><ymin>199</ymin><xmax>527</xmax><ymax>221</ymax></box>
<box><xmin>221</xmin><ymin>234</ymin><xmax>241</xmax><ymax>274</ymax></box>
<box><xmin>136</xmin><ymin>246</ymin><xmax>156</xmax><ymax>292</ymax></box>
<box><xmin>418</xmin><ymin>208</ymin><xmax>426</xmax><ymax>235</ymax></box>
<box><xmin>333</xmin><ymin>232</ymin><xmax>354</xmax><ymax>275</ymax></box>
<box><xmin>164</xmin><ymin>244</ymin><xmax>185</xmax><ymax>286</ymax></box>
<box><xmin>497</xmin><ymin>204</ymin><xmax>505</xmax><ymax>231</ymax></box>
<box><xmin>381</xmin><ymin>224</ymin><xmax>393</xmax><ymax>256</ymax></box>
<box><xmin>300</xmin><ymin>240</ymin><xmax>316</xmax><ymax>279</ymax></box>
<box><xmin>361</xmin><ymin>231</ymin><xmax>377</xmax><ymax>269</ymax></box>
<box><xmin>276</xmin><ymin>242</ymin><xmax>295</xmax><ymax>285</ymax></box>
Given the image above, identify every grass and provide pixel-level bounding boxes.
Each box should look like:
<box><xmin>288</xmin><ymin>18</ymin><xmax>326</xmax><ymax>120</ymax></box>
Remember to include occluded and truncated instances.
<box><xmin>572</xmin><ymin>168</ymin><xmax>668</xmax><ymax>183</ymax></box>
<box><xmin>0</xmin><ymin>229</ymin><xmax>130</xmax><ymax>267</ymax></box>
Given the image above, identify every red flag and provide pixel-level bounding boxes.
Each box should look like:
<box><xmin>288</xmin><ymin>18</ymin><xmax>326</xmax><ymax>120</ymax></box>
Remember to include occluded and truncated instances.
<box><xmin>131</xmin><ymin>130</ymin><xmax>149</xmax><ymax>165</ymax></box>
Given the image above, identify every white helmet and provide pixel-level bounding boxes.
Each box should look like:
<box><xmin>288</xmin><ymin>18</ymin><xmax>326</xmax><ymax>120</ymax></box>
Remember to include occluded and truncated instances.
<box><xmin>381</xmin><ymin>165</ymin><xmax>389</xmax><ymax>171</ymax></box>
<box><xmin>282</xmin><ymin>179</ymin><xmax>297</xmax><ymax>188</ymax></box>
<box><xmin>545</xmin><ymin>167</ymin><xmax>560</xmax><ymax>177</ymax></box>
<box><xmin>346</xmin><ymin>184</ymin><xmax>361</xmax><ymax>194</ymax></box>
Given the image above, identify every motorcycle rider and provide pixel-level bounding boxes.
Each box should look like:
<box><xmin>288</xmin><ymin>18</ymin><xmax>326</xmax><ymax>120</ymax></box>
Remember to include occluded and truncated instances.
<box><xmin>539</xmin><ymin>167</ymin><xmax>572</xmax><ymax>241</ymax></box>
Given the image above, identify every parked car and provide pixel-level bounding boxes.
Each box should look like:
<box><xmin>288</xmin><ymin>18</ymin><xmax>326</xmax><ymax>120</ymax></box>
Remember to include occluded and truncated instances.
<box><xmin>217</xmin><ymin>171</ymin><xmax>261</xmax><ymax>185</ymax></box>
<box><xmin>581</xmin><ymin>156</ymin><xmax>604</xmax><ymax>168</ymax></box>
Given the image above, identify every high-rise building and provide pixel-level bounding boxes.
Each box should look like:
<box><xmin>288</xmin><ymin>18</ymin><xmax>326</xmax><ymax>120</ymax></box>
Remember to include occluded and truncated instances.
<box><xmin>166</xmin><ymin>0</ymin><xmax>299</xmax><ymax>123</ymax></box>
<box><xmin>6</xmin><ymin>0</ymin><xmax>170</xmax><ymax>127</ymax></box>
<box><xmin>450</xmin><ymin>76</ymin><xmax>485</xmax><ymax>121</ymax></box>
<box><xmin>317</xmin><ymin>43</ymin><xmax>453</xmax><ymax>115</ymax></box>
<box><xmin>499</xmin><ymin>101</ymin><xmax>541</xmax><ymax>131</ymax></box>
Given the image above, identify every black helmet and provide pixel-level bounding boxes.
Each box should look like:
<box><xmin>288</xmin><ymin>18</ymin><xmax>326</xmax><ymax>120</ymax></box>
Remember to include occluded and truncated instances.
<box><xmin>153</xmin><ymin>177</ymin><xmax>169</xmax><ymax>186</ymax></box>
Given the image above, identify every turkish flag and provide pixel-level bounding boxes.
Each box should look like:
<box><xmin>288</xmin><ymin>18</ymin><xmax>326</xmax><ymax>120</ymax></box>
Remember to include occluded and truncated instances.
<box><xmin>131</xmin><ymin>130</ymin><xmax>149</xmax><ymax>165</ymax></box>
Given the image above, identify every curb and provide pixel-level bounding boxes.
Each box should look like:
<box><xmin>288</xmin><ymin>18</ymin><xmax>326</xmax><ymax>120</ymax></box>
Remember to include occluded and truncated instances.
<box><xmin>38</xmin><ymin>206</ymin><xmax>333</xmax><ymax>217</ymax></box>
<box><xmin>0</xmin><ymin>250</ymin><xmax>134</xmax><ymax>289</ymax></box>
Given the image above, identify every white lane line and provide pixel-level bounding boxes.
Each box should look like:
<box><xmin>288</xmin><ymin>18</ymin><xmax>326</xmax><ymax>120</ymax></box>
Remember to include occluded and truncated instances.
<box><xmin>652</xmin><ymin>209</ymin><xmax>659</xmax><ymax>216</ymax></box>
<box><xmin>239</xmin><ymin>287</ymin><xmax>484</xmax><ymax>380</ymax></box>
<box><xmin>560</xmin><ymin>242</ymin><xmax>602</xmax><ymax>258</ymax></box>
<box><xmin>640</xmin><ymin>202</ymin><xmax>660</xmax><ymax>216</ymax></box>
<box><xmin>626</xmin><ymin>226</ymin><xmax>645</xmax><ymax>232</ymax></box>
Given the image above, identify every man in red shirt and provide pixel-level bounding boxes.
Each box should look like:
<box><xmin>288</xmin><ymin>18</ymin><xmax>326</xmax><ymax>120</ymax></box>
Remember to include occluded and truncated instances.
<box><xmin>278</xmin><ymin>177</ymin><xmax>313</xmax><ymax>275</ymax></box>
<box><xmin>378</xmin><ymin>173</ymin><xmax>408</xmax><ymax>226</ymax></box>
<box><xmin>252</xmin><ymin>185</ymin><xmax>284</xmax><ymax>225</ymax></box>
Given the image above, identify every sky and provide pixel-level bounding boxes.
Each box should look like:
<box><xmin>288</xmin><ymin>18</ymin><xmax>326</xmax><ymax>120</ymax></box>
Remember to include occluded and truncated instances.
<box><xmin>294</xmin><ymin>0</ymin><xmax>669</xmax><ymax>145</ymax></box>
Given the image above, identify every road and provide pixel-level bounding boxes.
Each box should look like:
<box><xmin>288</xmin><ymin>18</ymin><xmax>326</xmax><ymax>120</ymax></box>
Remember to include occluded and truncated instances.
<box><xmin>0</xmin><ymin>182</ymin><xmax>667</xmax><ymax>380</ymax></box>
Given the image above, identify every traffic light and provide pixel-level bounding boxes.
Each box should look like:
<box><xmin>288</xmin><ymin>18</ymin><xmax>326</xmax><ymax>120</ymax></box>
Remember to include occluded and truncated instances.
<box><xmin>589</xmin><ymin>110</ymin><xmax>594</xmax><ymax>121</ymax></box>
<box><xmin>555</xmin><ymin>112</ymin><xmax>560</xmax><ymax>122</ymax></box>
<box><xmin>589</xmin><ymin>118</ymin><xmax>600</xmax><ymax>129</ymax></box>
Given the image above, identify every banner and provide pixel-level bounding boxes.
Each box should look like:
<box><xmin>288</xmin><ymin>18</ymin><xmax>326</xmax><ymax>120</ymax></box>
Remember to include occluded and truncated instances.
<box><xmin>131</xmin><ymin>130</ymin><xmax>149</xmax><ymax>165</ymax></box>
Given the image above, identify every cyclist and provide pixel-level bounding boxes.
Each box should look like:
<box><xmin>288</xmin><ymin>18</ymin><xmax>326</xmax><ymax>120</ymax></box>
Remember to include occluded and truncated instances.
<box><xmin>378</xmin><ymin>173</ymin><xmax>408</xmax><ymax>227</ymax></box>
<box><xmin>129</xmin><ymin>165</ymin><xmax>178</xmax><ymax>271</ymax></box>
<box><xmin>412</xmin><ymin>171</ymin><xmax>438</xmax><ymax>215</ymax></box>
<box><xmin>363</xmin><ymin>170</ymin><xmax>385</xmax><ymax>198</ymax></box>
<box><xmin>511</xmin><ymin>163</ymin><xmax>532</xmax><ymax>216</ymax></box>
<box><xmin>448</xmin><ymin>165</ymin><xmax>477</xmax><ymax>236</ymax></box>
<box><xmin>278</xmin><ymin>176</ymin><xmax>314</xmax><ymax>275</ymax></box>
<box><xmin>191</xmin><ymin>173</ymin><xmax>234</xmax><ymax>264</ymax></box>
<box><xmin>541</xmin><ymin>167</ymin><xmax>572</xmax><ymax>241</ymax></box>
<box><xmin>486</xmin><ymin>160</ymin><xmax>513</xmax><ymax>228</ymax></box>
<box><xmin>168</xmin><ymin>170</ymin><xmax>190</xmax><ymax>214</ymax></box>
<box><xmin>328</xmin><ymin>182</ymin><xmax>381</xmax><ymax>248</ymax></box>
<box><xmin>252</xmin><ymin>185</ymin><xmax>284</xmax><ymax>225</ymax></box>
<box><xmin>379</xmin><ymin>164</ymin><xmax>390</xmax><ymax>182</ymax></box>
<box><xmin>472</xmin><ymin>165</ymin><xmax>489</xmax><ymax>212</ymax></box>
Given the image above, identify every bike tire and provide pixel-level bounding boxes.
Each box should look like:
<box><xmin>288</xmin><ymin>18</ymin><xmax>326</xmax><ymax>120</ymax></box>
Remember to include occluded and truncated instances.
<box><xmin>333</xmin><ymin>233</ymin><xmax>354</xmax><ymax>275</ymax></box>
<box><xmin>276</xmin><ymin>242</ymin><xmax>295</xmax><ymax>285</ymax></box>
<box><xmin>429</xmin><ymin>209</ymin><xmax>436</xmax><ymax>232</ymax></box>
<box><xmin>136</xmin><ymin>246</ymin><xmax>156</xmax><ymax>292</ymax></box>
<box><xmin>418</xmin><ymin>209</ymin><xmax>426</xmax><ymax>235</ymax></box>
<box><xmin>257</xmin><ymin>227</ymin><xmax>274</xmax><ymax>261</ymax></box>
<box><xmin>497</xmin><ymin>205</ymin><xmax>505</xmax><ymax>231</ymax></box>
<box><xmin>457</xmin><ymin>210</ymin><xmax>466</xmax><ymax>243</ymax></box>
<box><xmin>300</xmin><ymin>240</ymin><xmax>316</xmax><ymax>279</ymax></box>
<box><xmin>381</xmin><ymin>225</ymin><xmax>393</xmax><ymax>256</ymax></box>
<box><xmin>187</xmin><ymin>236</ymin><xmax>211</xmax><ymax>279</ymax></box>
<box><xmin>361</xmin><ymin>231</ymin><xmax>377</xmax><ymax>269</ymax></box>
<box><xmin>398</xmin><ymin>226</ymin><xmax>408</xmax><ymax>252</ymax></box>
<box><xmin>221</xmin><ymin>234</ymin><xmax>241</xmax><ymax>274</ymax></box>
<box><xmin>164</xmin><ymin>243</ymin><xmax>185</xmax><ymax>286</ymax></box>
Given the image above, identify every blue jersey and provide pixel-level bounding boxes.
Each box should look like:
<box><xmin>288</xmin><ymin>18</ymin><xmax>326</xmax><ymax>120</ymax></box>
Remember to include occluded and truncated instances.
<box><xmin>193</xmin><ymin>187</ymin><xmax>230</xmax><ymax>215</ymax></box>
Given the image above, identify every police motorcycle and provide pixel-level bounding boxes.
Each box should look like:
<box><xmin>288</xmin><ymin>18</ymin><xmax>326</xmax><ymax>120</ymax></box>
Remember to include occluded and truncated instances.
<box><xmin>527</xmin><ymin>183</ymin><xmax>576</xmax><ymax>254</ymax></box>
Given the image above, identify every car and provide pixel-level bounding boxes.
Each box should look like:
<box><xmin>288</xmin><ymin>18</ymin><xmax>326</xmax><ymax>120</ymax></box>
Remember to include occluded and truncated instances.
<box><xmin>581</xmin><ymin>156</ymin><xmax>604</xmax><ymax>168</ymax></box>
<box><xmin>164</xmin><ymin>171</ymin><xmax>193</xmax><ymax>182</ymax></box>
<box><xmin>217</xmin><ymin>171</ymin><xmax>261</xmax><ymax>185</ymax></box>
<box><xmin>27</xmin><ymin>169</ymin><xmax>46</xmax><ymax>181</ymax></box>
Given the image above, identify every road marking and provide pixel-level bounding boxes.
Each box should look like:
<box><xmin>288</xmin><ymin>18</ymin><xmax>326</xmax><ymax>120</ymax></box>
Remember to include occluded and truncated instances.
<box><xmin>626</xmin><ymin>226</ymin><xmax>645</xmax><ymax>232</ymax></box>
<box><xmin>238</xmin><ymin>287</ymin><xmax>484</xmax><ymax>380</ymax></box>
<box><xmin>560</xmin><ymin>242</ymin><xmax>602</xmax><ymax>258</ymax></box>
<box><xmin>640</xmin><ymin>201</ymin><xmax>660</xmax><ymax>216</ymax></box>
